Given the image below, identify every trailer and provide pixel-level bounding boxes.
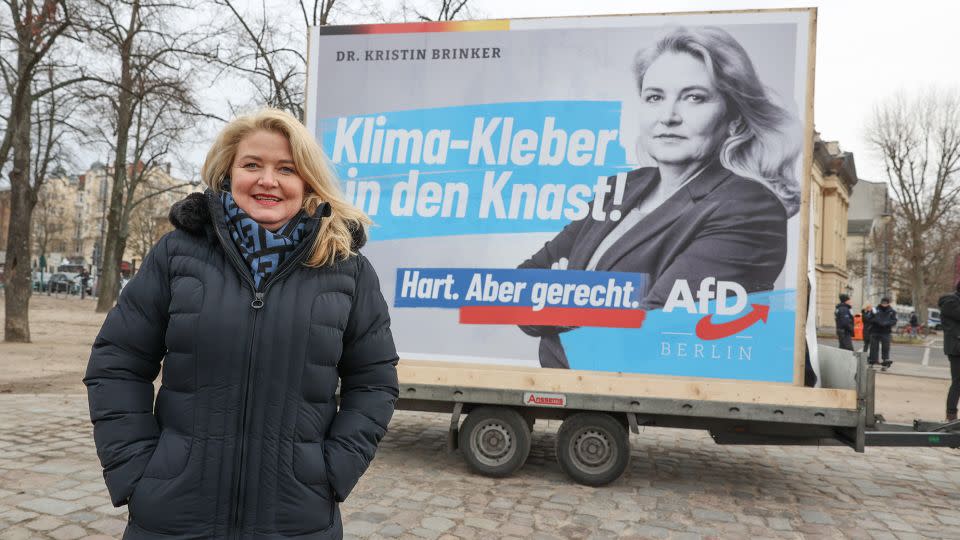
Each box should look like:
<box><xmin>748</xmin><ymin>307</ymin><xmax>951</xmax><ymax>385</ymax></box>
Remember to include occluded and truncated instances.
<box><xmin>308</xmin><ymin>9</ymin><xmax>958</xmax><ymax>487</ymax></box>
<box><xmin>391</xmin><ymin>347</ymin><xmax>960</xmax><ymax>486</ymax></box>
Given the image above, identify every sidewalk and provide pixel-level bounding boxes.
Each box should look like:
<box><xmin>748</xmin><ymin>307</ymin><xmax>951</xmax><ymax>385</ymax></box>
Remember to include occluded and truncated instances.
<box><xmin>2</xmin><ymin>394</ymin><xmax>960</xmax><ymax>539</ymax></box>
<box><xmin>880</xmin><ymin>363</ymin><xmax>951</xmax><ymax>380</ymax></box>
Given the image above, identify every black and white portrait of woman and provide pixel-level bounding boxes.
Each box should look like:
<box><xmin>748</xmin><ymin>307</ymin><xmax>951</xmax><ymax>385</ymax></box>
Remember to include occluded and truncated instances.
<box><xmin>519</xmin><ymin>26</ymin><xmax>804</xmax><ymax>369</ymax></box>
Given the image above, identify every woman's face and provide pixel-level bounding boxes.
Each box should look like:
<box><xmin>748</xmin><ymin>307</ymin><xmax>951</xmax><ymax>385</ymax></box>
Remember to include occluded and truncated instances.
<box><xmin>638</xmin><ymin>51</ymin><xmax>730</xmax><ymax>167</ymax></box>
<box><xmin>230</xmin><ymin>130</ymin><xmax>306</xmax><ymax>231</ymax></box>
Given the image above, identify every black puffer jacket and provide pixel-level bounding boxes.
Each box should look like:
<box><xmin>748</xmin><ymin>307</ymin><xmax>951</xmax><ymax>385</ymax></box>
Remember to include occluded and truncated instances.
<box><xmin>870</xmin><ymin>305</ymin><xmax>898</xmax><ymax>336</ymax></box>
<box><xmin>940</xmin><ymin>292</ymin><xmax>960</xmax><ymax>356</ymax></box>
<box><xmin>84</xmin><ymin>192</ymin><xmax>399</xmax><ymax>539</ymax></box>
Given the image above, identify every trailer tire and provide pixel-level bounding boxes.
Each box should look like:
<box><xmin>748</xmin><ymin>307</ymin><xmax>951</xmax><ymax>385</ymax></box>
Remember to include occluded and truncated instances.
<box><xmin>459</xmin><ymin>407</ymin><xmax>531</xmax><ymax>478</ymax></box>
<box><xmin>556</xmin><ymin>413</ymin><xmax>630</xmax><ymax>486</ymax></box>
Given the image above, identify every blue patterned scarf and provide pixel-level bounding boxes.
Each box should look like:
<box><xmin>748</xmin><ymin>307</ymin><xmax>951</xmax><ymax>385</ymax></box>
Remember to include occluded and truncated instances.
<box><xmin>220</xmin><ymin>190</ymin><xmax>313</xmax><ymax>289</ymax></box>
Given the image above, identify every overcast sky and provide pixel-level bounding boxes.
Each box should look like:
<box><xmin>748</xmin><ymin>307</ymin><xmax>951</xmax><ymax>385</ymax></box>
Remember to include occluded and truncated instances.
<box><xmin>7</xmin><ymin>0</ymin><xmax>952</xmax><ymax>189</ymax></box>
<box><xmin>460</xmin><ymin>0</ymin><xmax>960</xmax><ymax>185</ymax></box>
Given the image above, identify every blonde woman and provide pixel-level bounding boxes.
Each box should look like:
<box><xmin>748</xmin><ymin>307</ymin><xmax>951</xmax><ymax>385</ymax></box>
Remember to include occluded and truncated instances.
<box><xmin>521</xmin><ymin>26</ymin><xmax>803</xmax><ymax>368</ymax></box>
<box><xmin>85</xmin><ymin>108</ymin><xmax>399</xmax><ymax>538</ymax></box>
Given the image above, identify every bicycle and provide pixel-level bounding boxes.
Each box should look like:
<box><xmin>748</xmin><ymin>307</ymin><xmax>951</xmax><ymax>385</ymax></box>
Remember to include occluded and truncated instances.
<box><xmin>897</xmin><ymin>324</ymin><xmax>928</xmax><ymax>339</ymax></box>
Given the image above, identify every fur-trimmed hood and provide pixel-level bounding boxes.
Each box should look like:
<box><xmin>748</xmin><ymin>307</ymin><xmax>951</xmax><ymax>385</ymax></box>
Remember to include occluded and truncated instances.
<box><xmin>168</xmin><ymin>191</ymin><xmax>367</xmax><ymax>250</ymax></box>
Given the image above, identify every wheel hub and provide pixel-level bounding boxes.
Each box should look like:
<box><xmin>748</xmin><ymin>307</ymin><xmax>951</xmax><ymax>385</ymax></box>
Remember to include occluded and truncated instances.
<box><xmin>472</xmin><ymin>422</ymin><xmax>515</xmax><ymax>466</ymax></box>
<box><xmin>572</xmin><ymin>429</ymin><xmax>614</xmax><ymax>471</ymax></box>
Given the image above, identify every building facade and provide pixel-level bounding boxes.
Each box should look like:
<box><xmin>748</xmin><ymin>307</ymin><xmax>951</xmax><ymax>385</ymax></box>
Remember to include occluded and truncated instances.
<box><xmin>810</xmin><ymin>136</ymin><xmax>858</xmax><ymax>330</ymax></box>
<box><xmin>13</xmin><ymin>163</ymin><xmax>200</xmax><ymax>276</ymax></box>
<box><xmin>845</xmin><ymin>179</ymin><xmax>890</xmax><ymax>311</ymax></box>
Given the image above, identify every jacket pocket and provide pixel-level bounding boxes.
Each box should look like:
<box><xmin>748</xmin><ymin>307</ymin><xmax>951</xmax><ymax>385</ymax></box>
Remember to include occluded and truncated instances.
<box><xmin>293</xmin><ymin>441</ymin><xmax>329</xmax><ymax>485</ymax></box>
<box><xmin>141</xmin><ymin>430</ymin><xmax>192</xmax><ymax>480</ymax></box>
<box><xmin>127</xmin><ymin>436</ymin><xmax>214</xmax><ymax>536</ymax></box>
<box><xmin>276</xmin><ymin>441</ymin><xmax>335</xmax><ymax>535</ymax></box>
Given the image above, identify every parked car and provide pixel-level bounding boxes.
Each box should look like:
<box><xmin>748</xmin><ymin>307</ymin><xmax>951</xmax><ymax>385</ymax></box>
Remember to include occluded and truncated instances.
<box><xmin>46</xmin><ymin>272</ymin><xmax>80</xmax><ymax>294</ymax></box>
<box><xmin>928</xmin><ymin>307</ymin><xmax>942</xmax><ymax>331</ymax></box>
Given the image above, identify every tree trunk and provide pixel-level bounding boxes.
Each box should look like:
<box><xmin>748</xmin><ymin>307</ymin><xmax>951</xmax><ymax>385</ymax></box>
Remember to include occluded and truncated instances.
<box><xmin>94</xmin><ymin>181</ymin><xmax>127</xmax><ymax>312</ymax></box>
<box><xmin>4</xmin><ymin>139</ymin><xmax>36</xmax><ymax>342</ymax></box>
<box><xmin>910</xmin><ymin>231</ymin><xmax>927</xmax><ymax>326</ymax></box>
<box><xmin>3</xmin><ymin>30</ymin><xmax>36</xmax><ymax>342</ymax></box>
<box><xmin>94</xmin><ymin>0</ymin><xmax>138</xmax><ymax>313</ymax></box>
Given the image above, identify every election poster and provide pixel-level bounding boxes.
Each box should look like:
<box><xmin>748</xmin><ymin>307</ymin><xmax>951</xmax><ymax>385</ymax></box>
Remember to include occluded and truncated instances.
<box><xmin>306</xmin><ymin>9</ymin><xmax>816</xmax><ymax>383</ymax></box>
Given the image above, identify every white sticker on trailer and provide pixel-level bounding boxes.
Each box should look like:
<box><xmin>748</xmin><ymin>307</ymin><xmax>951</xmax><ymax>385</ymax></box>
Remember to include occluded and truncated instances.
<box><xmin>523</xmin><ymin>392</ymin><xmax>567</xmax><ymax>408</ymax></box>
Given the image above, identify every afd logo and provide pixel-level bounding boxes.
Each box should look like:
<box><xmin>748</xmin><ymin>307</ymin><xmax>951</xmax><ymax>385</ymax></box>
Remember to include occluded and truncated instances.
<box><xmin>663</xmin><ymin>278</ymin><xmax>769</xmax><ymax>340</ymax></box>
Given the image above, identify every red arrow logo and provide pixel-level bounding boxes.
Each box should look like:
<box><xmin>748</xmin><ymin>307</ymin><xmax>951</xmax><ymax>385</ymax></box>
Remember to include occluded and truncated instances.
<box><xmin>695</xmin><ymin>304</ymin><xmax>770</xmax><ymax>340</ymax></box>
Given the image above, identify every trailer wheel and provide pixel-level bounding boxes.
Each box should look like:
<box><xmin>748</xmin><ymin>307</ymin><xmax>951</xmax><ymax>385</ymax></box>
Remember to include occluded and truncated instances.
<box><xmin>459</xmin><ymin>407</ymin><xmax>531</xmax><ymax>478</ymax></box>
<box><xmin>556</xmin><ymin>413</ymin><xmax>630</xmax><ymax>486</ymax></box>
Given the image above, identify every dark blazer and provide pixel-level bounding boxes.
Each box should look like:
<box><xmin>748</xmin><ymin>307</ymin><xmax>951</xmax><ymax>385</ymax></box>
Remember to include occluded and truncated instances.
<box><xmin>520</xmin><ymin>161</ymin><xmax>789</xmax><ymax>368</ymax></box>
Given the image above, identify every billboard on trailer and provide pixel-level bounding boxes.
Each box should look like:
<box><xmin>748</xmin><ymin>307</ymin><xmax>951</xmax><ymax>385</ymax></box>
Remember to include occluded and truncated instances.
<box><xmin>306</xmin><ymin>9</ymin><xmax>816</xmax><ymax>384</ymax></box>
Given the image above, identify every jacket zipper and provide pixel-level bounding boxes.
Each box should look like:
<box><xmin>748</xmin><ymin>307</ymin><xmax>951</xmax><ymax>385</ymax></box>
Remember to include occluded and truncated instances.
<box><xmin>213</xmin><ymin>218</ymin><xmax>320</xmax><ymax>538</ymax></box>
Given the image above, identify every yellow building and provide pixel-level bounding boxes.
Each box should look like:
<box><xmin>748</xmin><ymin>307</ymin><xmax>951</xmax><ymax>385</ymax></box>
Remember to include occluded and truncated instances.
<box><xmin>31</xmin><ymin>173</ymin><xmax>81</xmax><ymax>262</ymax></box>
<box><xmin>810</xmin><ymin>135</ymin><xmax>858</xmax><ymax>330</ymax></box>
<box><xmin>29</xmin><ymin>163</ymin><xmax>200</xmax><ymax>274</ymax></box>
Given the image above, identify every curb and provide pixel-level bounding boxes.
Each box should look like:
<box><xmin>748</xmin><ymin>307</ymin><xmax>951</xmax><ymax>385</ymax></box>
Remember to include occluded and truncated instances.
<box><xmin>873</xmin><ymin>367</ymin><xmax>951</xmax><ymax>381</ymax></box>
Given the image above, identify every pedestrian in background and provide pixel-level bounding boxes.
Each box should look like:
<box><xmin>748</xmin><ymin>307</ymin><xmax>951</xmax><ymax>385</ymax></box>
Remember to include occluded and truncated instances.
<box><xmin>861</xmin><ymin>303</ymin><xmax>874</xmax><ymax>354</ymax></box>
<box><xmin>870</xmin><ymin>297</ymin><xmax>897</xmax><ymax>370</ymax></box>
<box><xmin>79</xmin><ymin>269</ymin><xmax>90</xmax><ymax>300</ymax></box>
<box><xmin>834</xmin><ymin>293</ymin><xmax>854</xmax><ymax>350</ymax></box>
<box><xmin>939</xmin><ymin>282</ymin><xmax>960</xmax><ymax>421</ymax></box>
<box><xmin>909</xmin><ymin>311</ymin><xmax>920</xmax><ymax>337</ymax></box>
<box><xmin>84</xmin><ymin>108</ymin><xmax>399</xmax><ymax>538</ymax></box>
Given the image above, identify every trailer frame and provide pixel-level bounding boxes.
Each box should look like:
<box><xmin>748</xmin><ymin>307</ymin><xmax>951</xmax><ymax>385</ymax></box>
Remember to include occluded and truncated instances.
<box><xmin>390</xmin><ymin>349</ymin><xmax>960</xmax><ymax>485</ymax></box>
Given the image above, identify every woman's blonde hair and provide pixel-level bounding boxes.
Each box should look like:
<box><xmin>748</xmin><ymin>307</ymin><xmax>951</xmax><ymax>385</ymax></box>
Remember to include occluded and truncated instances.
<box><xmin>634</xmin><ymin>26</ymin><xmax>803</xmax><ymax>217</ymax></box>
<box><xmin>201</xmin><ymin>108</ymin><xmax>370</xmax><ymax>267</ymax></box>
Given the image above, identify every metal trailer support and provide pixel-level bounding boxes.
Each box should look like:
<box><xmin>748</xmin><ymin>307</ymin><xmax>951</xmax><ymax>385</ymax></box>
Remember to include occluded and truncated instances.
<box><xmin>863</xmin><ymin>430</ymin><xmax>960</xmax><ymax>447</ymax></box>
<box><xmin>853</xmin><ymin>353</ymin><xmax>867</xmax><ymax>452</ymax></box>
<box><xmin>864</xmin><ymin>357</ymin><xmax>876</xmax><ymax>428</ymax></box>
<box><xmin>396</xmin><ymin>384</ymin><xmax>859</xmax><ymax>427</ymax></box>
<box><xmin>447</xmin><ymin>402</ymin><xmax>463</xmax><ymax>453</ymax></box>
<box><xmin>827</xmin><ymin>351</ymin><xmax>871</xmax><ymax>451</ymax></box>
<box><xmin>864</xmin><ymin>417</ymin><xmax>960</xmax><ymax>447</ymax></box>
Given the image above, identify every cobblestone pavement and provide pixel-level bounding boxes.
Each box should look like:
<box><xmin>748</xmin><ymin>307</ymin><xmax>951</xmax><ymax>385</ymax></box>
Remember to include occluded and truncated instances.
<box><xmin>1</xmin><ymin>395</ymin><xmax>959</xmax><ymax>539</ymax></box>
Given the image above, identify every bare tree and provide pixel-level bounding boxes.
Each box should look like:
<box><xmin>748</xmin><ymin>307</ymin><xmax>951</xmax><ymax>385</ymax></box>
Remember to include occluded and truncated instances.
<box><xmin>209</xmin><ymin>0</ymin><xmax>467</xmax><ymax>119</ymax></box>
<box><xmin>33</xmin><ymin>178</ymin><xmax>69</xmax><ymax>264</ymax></box>
<box><xmin>399</xmin><ymin>0</ymin><xmax>473</xmax><ymax>21</ymax></box>
<box><xmin>0</xmin><ymin>0</ymin><xmax>85</xmax><ymax>342</ymax></box>
<box><xmin>80</xmin><ymin>0</ymin><xmax>211</xmax><ymax>311</ymax></box>
<box><xmin>30</xmin><ymin>68</ymin><xmax>78</xmax><ymax>265</ymax></box>
<box><xmin>882</xmin><ymin>207</ymin><xmax>944</xmax><ymax>311</ymax></box>
<box><xmin>126</xmin><ymin>182</ymin><xmax>189</xmax><ymax>263</ymax></box>
<box><xmin>209</xmin><ymin>0</ymin><xmax>344</xmax><ymax>120</ymax></box>
<box><xmin>126</xmin><ymin>195</ymin><xmax>161</xmax><ymax>264</ymax></box>
<box><xmin>866</xmin><ymin>88</ymin><xmax>960</xmax><ymax>324</ymax></box>
<box><xmin>297</xmin><ymin>0</ymin><xmax>338</xmax><ymax>27</ymax></box>
<box><xmin>913</xmin><ymin>207</ymin><xmax>960</xmax><ymax>308</ymax></box>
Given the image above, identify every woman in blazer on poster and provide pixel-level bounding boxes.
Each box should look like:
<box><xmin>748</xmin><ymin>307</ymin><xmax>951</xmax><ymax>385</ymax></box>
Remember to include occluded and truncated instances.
<box><xmin>520</xmin><ymin>26</ymin><xmax>803</xmax><ymax>369</ymax></box>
